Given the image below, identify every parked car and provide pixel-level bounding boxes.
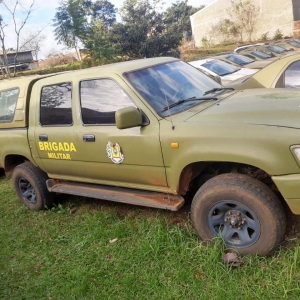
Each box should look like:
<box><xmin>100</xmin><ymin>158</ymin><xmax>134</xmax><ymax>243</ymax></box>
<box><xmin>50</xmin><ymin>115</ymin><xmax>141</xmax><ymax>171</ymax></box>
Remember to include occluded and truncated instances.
<box><xmin>234</xmin><ymin>43</ymin><xmax>265</xmax><ymax>53</ymax></box>
<box><xmin>226</xmin><ymin>52</ymin><xmax>300</xmax><ymax>89</ymax></box>
<box><xmin>238</xmin><ymin>49</ymin><xmax>275</xmax><ymax>60</ymax></box>
<box><xmin>211</xmin><ymin>53</ymin><xmax>274</xmax><ymax>69</ymax></box>
<box><xmin>188</xmin><ymin>58</ymin><xmax>258</xmax><ymax>85</ymax></box>
<box><xmin>250</xmin><ymin>44</ymin><xmax>289</xmax><ymax>57</ymax></box>
<box><xmin>274</xmin><ymin>39</ymin><xmax>300</xmax><ymax>50</ymax></box>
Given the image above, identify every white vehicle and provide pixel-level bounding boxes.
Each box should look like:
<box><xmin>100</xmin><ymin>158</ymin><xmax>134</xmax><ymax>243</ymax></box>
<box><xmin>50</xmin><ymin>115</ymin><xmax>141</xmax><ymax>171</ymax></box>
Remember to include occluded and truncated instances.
<box><xmin>234</xmin><ymin>43</ymin><xmax>265</xmax><ymax>53</ymax></box>
<box><xmin>188</xmin><ymin>58</ymin><xmax>258</xmax><ymax>85</ymax></box>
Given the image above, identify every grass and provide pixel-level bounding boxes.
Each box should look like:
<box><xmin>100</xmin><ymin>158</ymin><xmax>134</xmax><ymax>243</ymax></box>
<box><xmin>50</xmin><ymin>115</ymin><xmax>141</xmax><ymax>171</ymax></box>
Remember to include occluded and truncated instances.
<box><xmin>1</xmin><ymin>176</ymin><xmax>300</xmax><ymax>299</ymax></box>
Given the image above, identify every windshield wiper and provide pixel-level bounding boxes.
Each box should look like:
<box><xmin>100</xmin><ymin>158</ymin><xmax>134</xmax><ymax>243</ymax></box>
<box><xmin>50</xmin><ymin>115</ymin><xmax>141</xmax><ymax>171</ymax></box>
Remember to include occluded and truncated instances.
<box><xmin>203</xmin><ymin>87</ymin><xmax>234</xmax><ymax>96</ymax></box>
<box><xmin>161</xmin><ymin>96</ymin><xmax>217</xmax><ymax>112</ymax></box>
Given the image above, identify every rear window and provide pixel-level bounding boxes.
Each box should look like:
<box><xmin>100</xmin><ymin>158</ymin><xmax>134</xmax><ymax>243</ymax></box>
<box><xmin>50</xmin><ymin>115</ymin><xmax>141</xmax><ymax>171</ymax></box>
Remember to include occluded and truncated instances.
<box><xmin>40</xmin><ymin>82</ymin><xmax>72</xmax><ymax>126</ymax></box>
<box><xmin>251</xmin><ymin>51</ymin><xmax>271</xmax><ymax>59</ymax></box>
<box><xmin>0</xmin><ymin>88</ymin><xmax>19</xmax><ymax>123</ymax></box>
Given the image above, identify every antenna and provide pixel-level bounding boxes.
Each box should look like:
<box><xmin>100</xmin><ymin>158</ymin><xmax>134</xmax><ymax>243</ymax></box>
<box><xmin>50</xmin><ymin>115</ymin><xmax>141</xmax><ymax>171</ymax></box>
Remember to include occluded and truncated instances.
<box><xmin>164</xmin><ymin>93</ymin><xmax>175</xmax><ymax>130</ymax></box>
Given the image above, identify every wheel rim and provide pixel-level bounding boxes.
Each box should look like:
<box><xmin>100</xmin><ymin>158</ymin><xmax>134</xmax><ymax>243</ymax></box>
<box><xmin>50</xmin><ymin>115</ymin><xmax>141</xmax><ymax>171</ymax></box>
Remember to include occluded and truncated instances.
<box><xmin>207</xmin><ymin>200</ymin><xmax>260</xmax><ymax>247</ymax></box>
<box><xmin>18</xmin><ymin>177</ymin><xmax>37</xmax><ymax>204</ymax></box>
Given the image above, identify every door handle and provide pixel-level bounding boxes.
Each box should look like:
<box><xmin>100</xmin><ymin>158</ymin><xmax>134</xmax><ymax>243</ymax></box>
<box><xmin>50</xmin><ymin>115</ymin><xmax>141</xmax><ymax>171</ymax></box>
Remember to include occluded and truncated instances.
<box><xmin>83</xmin><ymin>134</ymin><xmax>95</xmax><ymax>142</ymax></box>
<box><xmin>39</xmin><ymin>134</ymin><xmax>48</xmax><ymax>141</ymax></box>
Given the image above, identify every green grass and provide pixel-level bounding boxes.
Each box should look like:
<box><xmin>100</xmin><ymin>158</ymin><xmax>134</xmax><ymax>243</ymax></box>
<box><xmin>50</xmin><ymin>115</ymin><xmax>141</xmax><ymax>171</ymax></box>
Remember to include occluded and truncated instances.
<box><xmin>1</xmin><ymin>176</ymin><xmax>300</xmax><ymax>299</ymax></box>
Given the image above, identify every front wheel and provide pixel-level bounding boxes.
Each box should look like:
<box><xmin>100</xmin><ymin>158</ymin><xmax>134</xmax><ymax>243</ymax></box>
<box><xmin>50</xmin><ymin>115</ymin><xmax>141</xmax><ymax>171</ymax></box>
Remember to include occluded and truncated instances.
<box><xmin>12</xmin><ymin>162</ymin><xmax>54</xmax><ymax>210</ymax></box>
<box><xmin>191</xmin><ymin>173</ymin><xmax>286</xmax><ymax>256</ymax></box>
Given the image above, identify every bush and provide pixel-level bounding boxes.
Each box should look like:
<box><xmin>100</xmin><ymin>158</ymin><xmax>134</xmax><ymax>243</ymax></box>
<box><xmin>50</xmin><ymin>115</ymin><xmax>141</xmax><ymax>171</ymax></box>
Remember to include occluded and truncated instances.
<box><xmin>273</xmin><ymin>29</ymin><xmax>283</xmax><ymax>40</ymax></box>
<box><xmin>260</xmin><ymin>32</ymin><xmax>269</xmax><ymax>42</ymax></box>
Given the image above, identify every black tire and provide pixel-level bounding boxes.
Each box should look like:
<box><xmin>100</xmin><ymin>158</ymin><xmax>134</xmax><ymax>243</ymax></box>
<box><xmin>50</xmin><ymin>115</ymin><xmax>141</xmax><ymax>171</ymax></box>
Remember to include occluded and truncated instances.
<box><xmin>12</xmin><ymin>161</ymin><xmax>54</xmax><ymax>210</ymax></box>
<box><xmin>191</xmin><ymin>173</ymin><xmax>286</xmax><ymax>256</ymax></box>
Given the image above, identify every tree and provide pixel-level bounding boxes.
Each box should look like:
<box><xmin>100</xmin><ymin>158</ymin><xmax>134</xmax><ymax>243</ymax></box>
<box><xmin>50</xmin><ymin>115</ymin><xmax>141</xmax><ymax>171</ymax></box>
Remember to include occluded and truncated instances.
<box><xmin>219</xmin><ymin>19</ymin><xmax>239</xmax><ymax>42</ymax></box>
<box><xmin>53</xmin><ymin>0</ymin><xmax>89</xmax><ymax>61</ymax></box>
<box><xmin>229</xmin><ymin>0</ymin><xmax>259</xmax><ymax>42</ymax></box>
<box><xmin>84</xmin><ymin>20</ymin><xmax>116</xmax><ymax>65</ymax></box>
<box><xmin>109</xmin><ymin>0</ymin><xmax>181</xmax><ymax>59</ymax></box>
<box><xmin>91</xmin><ymin>0</ymin><xmax>117</xmax><ymax>29</ymax></box>
<box><xmin>164</xmin><ymin>0</ymin><xmax>203</xmax><ymax>41</ymax></box>
<box><xmin>0</xmin><ymin>15</ymin><xmax>9</xmax><ymax>76</ymax></box>
<box><xmin>0</xmin><ymin>0</ymin><xmax>36</xmax><ymax>77</ymax></box>
<box><xmin>20</xmin><ymin>29</ymin><xmax>47</xmax><ymax>60</ymax></box>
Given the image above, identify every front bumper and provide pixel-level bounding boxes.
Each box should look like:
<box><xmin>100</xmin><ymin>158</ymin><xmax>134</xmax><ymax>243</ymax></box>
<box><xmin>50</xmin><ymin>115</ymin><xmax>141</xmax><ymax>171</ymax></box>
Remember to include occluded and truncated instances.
<box><xmin>272</xmin><ymin>174</ymin><xmax>300</xmax><ymax>214</ymax></box>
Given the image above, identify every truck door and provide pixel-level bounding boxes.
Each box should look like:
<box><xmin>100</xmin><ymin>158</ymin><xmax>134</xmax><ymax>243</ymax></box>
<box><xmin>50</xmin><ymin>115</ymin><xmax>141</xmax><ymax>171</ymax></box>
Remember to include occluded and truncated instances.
<box><xmin>76</xmin><ymin>77</ymin><xmax>168</xmax><ymax>192</ymax></box>
<box><xmin>29</xmin><ymin>77</ymin><xmax>168</xmax><ymax>192</ymax></box>
<box><xmin>28</xmin><ymin>81</ymin><xmax>88</xmax><ymax>181</ymax></box>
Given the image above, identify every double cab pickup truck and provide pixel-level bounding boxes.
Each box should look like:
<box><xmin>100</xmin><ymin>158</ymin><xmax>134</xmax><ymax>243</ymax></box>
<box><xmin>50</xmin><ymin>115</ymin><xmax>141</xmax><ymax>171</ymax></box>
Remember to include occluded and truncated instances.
<box><xmin>1</xmin><ymin>57</ymin><xmax>300</xmax><ymax>255</ymax></box>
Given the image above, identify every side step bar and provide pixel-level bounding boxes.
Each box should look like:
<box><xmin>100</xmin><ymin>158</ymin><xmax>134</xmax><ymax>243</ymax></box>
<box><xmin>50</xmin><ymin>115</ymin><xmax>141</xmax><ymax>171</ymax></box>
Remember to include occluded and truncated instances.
<box><xmin>46</xmin><ymin>179</ymin><xmax>185</xmax><ymax>211</ymax></box>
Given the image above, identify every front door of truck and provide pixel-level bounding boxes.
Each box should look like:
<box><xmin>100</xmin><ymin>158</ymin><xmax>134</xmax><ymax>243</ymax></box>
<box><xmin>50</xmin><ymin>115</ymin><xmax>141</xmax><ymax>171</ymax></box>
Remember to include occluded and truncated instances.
<box><xmin>29</xmin><ymin>77</ymin><xmax>168</xmax><ymax>192</ymax></box>
<box><xmin>76</xmin><ymin>77</ymin><xmax>168</xmax><ymax>191</ymax></box>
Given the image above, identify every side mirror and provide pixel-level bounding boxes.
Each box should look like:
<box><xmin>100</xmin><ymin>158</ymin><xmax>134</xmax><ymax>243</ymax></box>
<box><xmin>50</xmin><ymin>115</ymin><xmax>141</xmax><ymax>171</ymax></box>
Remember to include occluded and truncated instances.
<box><xmin>115</xmin><ymin>106</ymin><xmax>143</xmax><ymax>129</ymax></box>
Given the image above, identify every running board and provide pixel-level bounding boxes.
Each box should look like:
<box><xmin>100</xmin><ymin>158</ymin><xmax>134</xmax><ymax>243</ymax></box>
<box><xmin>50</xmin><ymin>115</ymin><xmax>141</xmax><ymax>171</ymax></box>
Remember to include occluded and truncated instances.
<box><xmin>46</xmin><ymin>179</ymin><xmax>185</xmax><ymax>211</ymax></box>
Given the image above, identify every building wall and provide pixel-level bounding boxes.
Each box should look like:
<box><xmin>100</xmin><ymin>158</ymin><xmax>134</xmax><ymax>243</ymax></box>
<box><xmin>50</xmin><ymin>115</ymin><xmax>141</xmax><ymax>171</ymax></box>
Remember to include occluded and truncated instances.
<box><xmin>191</xmin><ymin>0</ymin><xmax>294</xmax><ymax>47</ymax></box>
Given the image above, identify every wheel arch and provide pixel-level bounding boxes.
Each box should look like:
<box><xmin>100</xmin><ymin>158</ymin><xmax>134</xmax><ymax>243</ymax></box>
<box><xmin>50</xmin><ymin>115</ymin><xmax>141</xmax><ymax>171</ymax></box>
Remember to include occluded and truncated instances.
<box><xmin>4</xmin><ymin>154</ymin><xmax>33</xmax><ymax>176</ymax></box>
<box><xmin>178</xmin><ymin>161</ymin><xmax>278</xmax><ymax>196</ymax></box>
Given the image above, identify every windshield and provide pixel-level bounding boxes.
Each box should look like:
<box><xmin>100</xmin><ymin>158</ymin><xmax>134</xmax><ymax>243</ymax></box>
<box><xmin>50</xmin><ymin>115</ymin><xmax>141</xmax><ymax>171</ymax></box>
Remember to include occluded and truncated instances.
<box><xmin>251</xmin><ymin>51</ymin><xmax>272</xmax><ymax>59</ymax></box>
<box><xmin>201</xmin><ymin>60</ymin><xmax>239</xmax><ymax>76</ymax></box>
<box><xmin>267</xmin><ymin>45</ymin><xmax>287</xmax><ymax>54</ymax></box>
<box><xmin>226</xmin><ymin>54</ymin><xmax>254</xmax><ymax>66</ymax></box>
<box><xmin>125</xmin><ymin>61</ymin><xmax>222</xmax><ymax>117</ymax></box>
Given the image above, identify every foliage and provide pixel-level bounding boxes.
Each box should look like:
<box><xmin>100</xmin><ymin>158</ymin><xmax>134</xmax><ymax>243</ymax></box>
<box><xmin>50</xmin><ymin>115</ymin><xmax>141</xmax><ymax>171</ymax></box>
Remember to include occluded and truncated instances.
<box><xmin>164</xmin><ymin>0</ymin><xmax>203</xmax><ymax>40</ymax></box>
<box><xmin>1</xmin><ymin>177</ymin><xmax>300</xmax><ymax>299</ymax></box>
<box><xmin>273</xmin><ymin>29</ymin><xmax>283</xmax><ymax>40</ymax></box>
<box><xmin>219</xmin><ymin>19</ymin><xmax>239</xmax><ymax>42</ymax></box>
<box><xmin>228</xmin><ymin>0</ymin><xmax>259</xmax><ymax>42</ymax></box>
<box><xmin>53</xmin><ymin>0</ymin><xmax>89</xmax><ymax>56</ymax></box>
<box><xmin>260</xmin><ymin>31</ymin><xmax>269</xmax><ymax>42</ymax></box>
<box><xmin>109</xmin><ymin>0</ymin><xmax>182</xmax><ymax>59</ymax></box>
<box><xmin>83</xmin><ymin>20</ymin><xmax>117</xmax><ymax>65</ymax></box>
<box><xmin>91</xmin><ymin>0</ymin><xmax>117</xmax><ymax>28</ymax></box>
<box><xmin>53</xmin><ymin>0</ymin><xmax>117</xmax><ymax>62</ymax></box>
<box><xmin>52</xmin><ymin>0</ymin><xmax>201</xmax><ymax>62</ymax></box>
<box><xmin>201</xmin><ymin>37</ymin><xmax>210</xmax><ymax>48</ymax></box>
<box><xmin>20</xmin><ymin>29</ymin><xmax>47</xmax><ymax>60</ymax></box>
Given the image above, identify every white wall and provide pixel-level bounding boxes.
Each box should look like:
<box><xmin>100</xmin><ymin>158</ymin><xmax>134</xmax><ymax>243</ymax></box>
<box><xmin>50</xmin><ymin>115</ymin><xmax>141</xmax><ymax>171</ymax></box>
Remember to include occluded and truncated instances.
<box><xmin>191</xmin><ymin>0</ymin><xmax>294</xmax><ymax>47</ymax></box>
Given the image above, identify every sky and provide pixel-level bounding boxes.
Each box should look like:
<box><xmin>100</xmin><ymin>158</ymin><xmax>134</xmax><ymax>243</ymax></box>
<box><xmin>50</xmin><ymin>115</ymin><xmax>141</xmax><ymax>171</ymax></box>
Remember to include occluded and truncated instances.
<box><xmin>1</xmin><ymin>0</ymin><xmax>215</xmax><ymax>59</ymax></box>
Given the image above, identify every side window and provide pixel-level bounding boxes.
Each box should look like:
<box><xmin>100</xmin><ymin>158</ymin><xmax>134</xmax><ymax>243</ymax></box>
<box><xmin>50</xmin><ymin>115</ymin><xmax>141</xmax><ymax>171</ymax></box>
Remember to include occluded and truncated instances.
<box><xmin>283</xmin><ymin>61</ymin><xmax>300</xmax><ymax>88</ymax></box>
<box><xmin>0</xmin><ymin>88</ymin><xmax>19</xmax><ymax>122</ymax></box>
<box><xmin>80</xmin><ymin>79</ymin><xmax>135</xmax><ymax>125</ymax></box>
<box><xmin>40</xmin><ymin>82</ymin><xmax>72</xmax><ymax>126</ymax></box>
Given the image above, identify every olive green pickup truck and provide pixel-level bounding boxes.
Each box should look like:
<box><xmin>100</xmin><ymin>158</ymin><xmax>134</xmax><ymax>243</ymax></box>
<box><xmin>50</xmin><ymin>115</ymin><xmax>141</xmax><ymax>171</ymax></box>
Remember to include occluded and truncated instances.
<box><xmin>1</xmin><ymin>57</ymin><xmax>300</xmax><ymax>255</ymax></box>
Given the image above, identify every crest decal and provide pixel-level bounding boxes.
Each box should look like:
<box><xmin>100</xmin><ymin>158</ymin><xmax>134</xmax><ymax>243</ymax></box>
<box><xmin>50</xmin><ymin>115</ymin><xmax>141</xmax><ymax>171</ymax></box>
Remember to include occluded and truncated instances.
<box><xmin>106</xmin><ymin>141</ymin><xmax>124</xmax><ymax>164</ymax></box>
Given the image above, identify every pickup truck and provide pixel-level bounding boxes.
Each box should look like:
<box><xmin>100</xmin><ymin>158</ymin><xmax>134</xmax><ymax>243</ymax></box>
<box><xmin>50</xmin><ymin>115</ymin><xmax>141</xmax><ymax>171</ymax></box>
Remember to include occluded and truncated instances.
<box><xmin>1</xmin><ymin>57</ymin><xmax>300</xmax><ymax>256</ymax></box>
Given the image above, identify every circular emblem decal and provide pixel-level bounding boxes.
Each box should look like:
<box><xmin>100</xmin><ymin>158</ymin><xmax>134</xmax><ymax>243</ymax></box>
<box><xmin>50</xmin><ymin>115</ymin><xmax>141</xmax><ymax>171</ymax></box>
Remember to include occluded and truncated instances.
<box><xmin>106</xmin><ymin>141</ymin><xmax>124</xmax><ymax>164</ymax></box>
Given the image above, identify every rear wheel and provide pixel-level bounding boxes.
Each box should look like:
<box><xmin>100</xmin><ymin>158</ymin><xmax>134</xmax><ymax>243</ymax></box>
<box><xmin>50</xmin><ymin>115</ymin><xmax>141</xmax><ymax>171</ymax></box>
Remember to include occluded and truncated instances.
<box><xmin>12</xmin><ymin>162</ymin><xmax>54</xmax><ymax>210</ymax></box>
<box><xmin>191</xmin><ymin>173</ymin><xmax>286</xmax><ymax>256</ymax></box>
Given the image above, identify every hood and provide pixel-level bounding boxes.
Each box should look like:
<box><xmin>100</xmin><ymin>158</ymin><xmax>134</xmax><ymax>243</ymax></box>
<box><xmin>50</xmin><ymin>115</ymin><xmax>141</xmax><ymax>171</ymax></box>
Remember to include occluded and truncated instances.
<box><xmin>185</xmin><ymin>89</ymin><xmax>300</xmax><ymax>129</ymax></box>
<box><xmin>221</xmin><ymin>68</ymin><xmax>258</xmax><ymax>85</ymax></box>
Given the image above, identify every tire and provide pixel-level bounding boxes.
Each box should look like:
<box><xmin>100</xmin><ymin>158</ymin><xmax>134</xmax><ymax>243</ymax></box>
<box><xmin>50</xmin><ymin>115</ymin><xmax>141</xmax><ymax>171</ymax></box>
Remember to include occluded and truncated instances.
<box><xmin>12</xmin><ymin>162</ymin><xmax>54</xmax><ymax>210</ymax></box>
<box><xmin>191</xmin><ymin>173</ymin><xmax>286</xmax><ymax>256</ymax></box>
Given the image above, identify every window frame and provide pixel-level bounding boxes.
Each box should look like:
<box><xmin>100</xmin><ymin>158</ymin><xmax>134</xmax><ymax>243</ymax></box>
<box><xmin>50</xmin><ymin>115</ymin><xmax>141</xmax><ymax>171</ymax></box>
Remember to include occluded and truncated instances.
<box><xmin>79</xmin><ymin>77</ymin><xmax>139</xmax><ymax>126</ymax></box>
<box><xmin>0</xmin><ymin>87</ymin><xmax>20</xmax><ymax>123</ymax></box>
<box><xmin>39</xmin><ymin>82</ymin><xmax>73</xmax><ymax>127</ymax></box>
<box><xmin>281</xmin><ymin>60</ymin><xmax>300</xmax><ymax>88</ymax></box>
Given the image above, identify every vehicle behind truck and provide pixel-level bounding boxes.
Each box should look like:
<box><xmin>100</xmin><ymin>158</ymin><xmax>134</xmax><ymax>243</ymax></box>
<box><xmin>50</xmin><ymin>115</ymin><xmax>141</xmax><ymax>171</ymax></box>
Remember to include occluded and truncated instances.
<box><xmin>1</xmin><ymin>57</ymin><xmax>300</xmax><ymax>256</ymax></box>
